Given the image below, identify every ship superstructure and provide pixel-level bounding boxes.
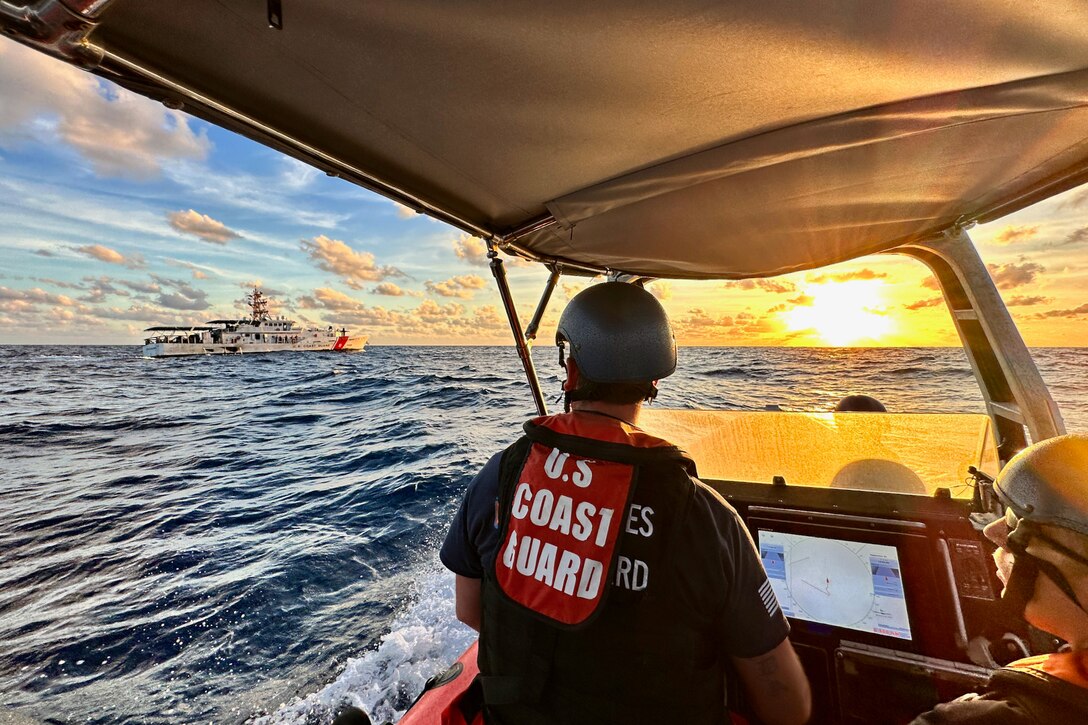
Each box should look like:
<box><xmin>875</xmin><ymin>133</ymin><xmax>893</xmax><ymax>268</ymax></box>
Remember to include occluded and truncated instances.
<box><xmin>142</xmin><ymin>289</ymin><xmax>365</xmax><ymax>357</ymax></box>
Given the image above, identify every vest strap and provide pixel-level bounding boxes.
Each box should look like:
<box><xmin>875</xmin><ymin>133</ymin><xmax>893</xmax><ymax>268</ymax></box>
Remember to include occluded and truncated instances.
<box><xmin>523</xmin><ymin>420</ymin><xmax>696</xmax><ymax>473</ymax></box>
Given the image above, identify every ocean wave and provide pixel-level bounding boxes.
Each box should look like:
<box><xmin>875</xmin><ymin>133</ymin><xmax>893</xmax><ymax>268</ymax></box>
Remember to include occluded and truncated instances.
<box><xmin>248</xmin><ymin>563</ymin><xmax>474</xmax><ymax>725</ymax></box>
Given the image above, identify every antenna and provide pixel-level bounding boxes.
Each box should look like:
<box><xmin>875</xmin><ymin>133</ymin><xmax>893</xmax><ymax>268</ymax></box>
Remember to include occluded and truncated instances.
<box><xmin>246</xmin><ymin>286</ymin><xmax>271</xmax><ymax>321</ymax></box>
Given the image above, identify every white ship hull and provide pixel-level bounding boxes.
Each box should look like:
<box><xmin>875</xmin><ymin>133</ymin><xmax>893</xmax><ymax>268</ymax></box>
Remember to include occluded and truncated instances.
<box><xmin>143</xmin><ymin>335</ymin><xmax>366</xmax><ymax>358</ymax></box>
<box><xmin>143</xmin><ymin>289</ymin><xmax>366</xmax><ymax>358</ymax></box>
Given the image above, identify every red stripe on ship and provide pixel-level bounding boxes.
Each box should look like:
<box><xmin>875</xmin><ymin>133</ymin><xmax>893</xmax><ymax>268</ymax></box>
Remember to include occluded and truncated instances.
<box><xmin>332</xmin><ymin>336</ymin><xmax>349</xmax><ymax>351</ymax></box>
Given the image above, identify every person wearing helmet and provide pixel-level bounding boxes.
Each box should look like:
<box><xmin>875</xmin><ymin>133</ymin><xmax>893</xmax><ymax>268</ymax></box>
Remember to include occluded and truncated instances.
<box><xmin>440</xmin><ymin>281</ymin><xmax>811</xmax><ymax>725</ymax></box>
<box><xmin>834</xmin><ymin>394</ymin><xmax>887</xmax><ymax>412</ymax></box>
<box><xmin>912</xmin><ymin>434</ymin><xmax>1088</xmax><ymax>724</ymax></box>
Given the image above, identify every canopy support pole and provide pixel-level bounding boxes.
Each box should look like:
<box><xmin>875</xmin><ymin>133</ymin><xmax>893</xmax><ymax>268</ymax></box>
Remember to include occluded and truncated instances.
<box><xmin>899</xmin><ymin>229</ymin><xmax>1064</xmax><ymax>460</ymax></box>
<box><xmin>525</xmin><ymin>267</ymin><xmax>561</xmax><ymax>341</ymax></box>
<box><xmin>488</xmin><ymin>241</ymin><xmax>547</xmax><ymax>416</ymax></box>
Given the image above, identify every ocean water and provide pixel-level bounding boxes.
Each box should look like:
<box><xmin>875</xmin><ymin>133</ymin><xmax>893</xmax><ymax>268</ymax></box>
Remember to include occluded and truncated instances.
<box><xmin>1</xmin><ymin>345</ymin><xmax>1085</xmax><ymax>725</ymax></box>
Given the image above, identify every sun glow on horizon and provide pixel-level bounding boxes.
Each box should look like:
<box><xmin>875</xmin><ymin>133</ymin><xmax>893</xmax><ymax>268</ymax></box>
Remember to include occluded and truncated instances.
<box><xmin>782</xmin><ymin>281</ymin><xmax>893</xmax><ymax>345</ymax></box>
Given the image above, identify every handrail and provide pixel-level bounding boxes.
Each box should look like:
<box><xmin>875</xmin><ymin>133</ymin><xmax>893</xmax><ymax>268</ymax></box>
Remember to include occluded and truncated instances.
<box><xmin>898</xmin><ymin>229</ymin><xmax>1064</xmax><ymax>458</ymax></box>
<box><xmin>488</xmin><ymin>240</ymin><xmax>547</xmax><ymax>415</ymax></box>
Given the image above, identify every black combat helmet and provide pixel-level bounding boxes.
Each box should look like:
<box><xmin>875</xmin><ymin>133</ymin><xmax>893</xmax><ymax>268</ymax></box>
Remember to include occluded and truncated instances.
<box><xmin>556</xmin><ymin>281</ymin><xmax>676</xmax><ymax>383</ymax></box>
<box><xmin>995</xmin><ymin>434</ymin><xmax>1088</xmax><ymax>616</ymax></box>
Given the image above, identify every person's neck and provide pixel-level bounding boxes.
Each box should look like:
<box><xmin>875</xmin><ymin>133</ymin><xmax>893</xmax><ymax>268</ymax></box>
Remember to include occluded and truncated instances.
<box><xmin>570</xmin><ymin>400</ymin><xmax>642</xmax><ymax>427</ymax></box>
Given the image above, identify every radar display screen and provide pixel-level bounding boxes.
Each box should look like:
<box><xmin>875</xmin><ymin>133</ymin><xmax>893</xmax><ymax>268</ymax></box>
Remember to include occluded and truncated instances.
<box><xmin>759</xmin><ymin>530</ymin><xmax>912</xmax><ymax>640</ymax></box>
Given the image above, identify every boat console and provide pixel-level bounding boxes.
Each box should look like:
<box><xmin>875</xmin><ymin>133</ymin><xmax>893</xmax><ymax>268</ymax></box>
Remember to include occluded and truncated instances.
<box><xmin>640</xmin><ymin>409</ymin><xmax>1056</xmax><ymax>724</ymax></box>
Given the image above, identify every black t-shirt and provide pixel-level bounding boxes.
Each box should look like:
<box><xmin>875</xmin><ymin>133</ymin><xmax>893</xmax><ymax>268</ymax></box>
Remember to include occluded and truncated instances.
<box><xmin>441</xmin><ymin>447</ymin><xmax>789</xmax><ymax>659</ymax></box>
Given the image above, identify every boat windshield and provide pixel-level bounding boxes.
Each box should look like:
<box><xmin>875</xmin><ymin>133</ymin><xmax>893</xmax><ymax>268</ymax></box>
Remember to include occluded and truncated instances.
<box><xmin>639</xmin><ymin>410</ymin><xmax>998</xmax><ymax>499</ymax></box>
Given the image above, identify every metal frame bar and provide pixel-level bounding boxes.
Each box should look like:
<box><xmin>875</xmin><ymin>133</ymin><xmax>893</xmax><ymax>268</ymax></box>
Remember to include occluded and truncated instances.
<box><xmin>524</xmin><ymin>267</ymin><xmax>561</xmax><ymax>341</ymax></box>
<box><xmin>898</xmin><ymin>228</ymin><xmax>1064</xmax><ymax>458</ymax></box>
<box><xmin>498</xmin><ymin>239</ymin><xmax>610</xmax><ymax>277</ymax></box>
<box><xmin>0</xmin><ymin>0</ymin><xmax>106</xmax><ymax>66</ymax></box>
<box><xmin>488</xmin><ymin>241</ymin><xmax>547</xmax><ymax>416</ymax></box>
<box><xmin>503</xmin><ymin>214</ymin><xmax>558</xmax><ymax>245</ymax></box>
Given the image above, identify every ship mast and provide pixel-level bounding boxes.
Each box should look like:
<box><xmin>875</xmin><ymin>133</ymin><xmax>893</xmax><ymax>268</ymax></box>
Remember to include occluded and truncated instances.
<box><xmin>246</xmin><ymin>287</ymin><xmax>270</xmax><ymax>322</ymax></box>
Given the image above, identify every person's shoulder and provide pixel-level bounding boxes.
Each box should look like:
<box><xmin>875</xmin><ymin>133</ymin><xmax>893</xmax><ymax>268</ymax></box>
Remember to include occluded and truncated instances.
<box><xmin>471</xmin><ymin>449</ymin><xmax>505</xmax><ymax>488</ymax></box>
<box><xmin>676</xmin><ymin>476</ymin><xmax>750</xmax><ymax>545</ymax></box>
<box><xmin>687</xmin><ymin>476</ymin><xmax>742</xmax><ymax>519</ymax></box>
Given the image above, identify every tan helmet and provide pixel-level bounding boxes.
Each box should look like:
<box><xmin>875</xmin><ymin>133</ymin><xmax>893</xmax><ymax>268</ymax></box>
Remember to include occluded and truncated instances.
<box><xmin>996</xmin><ymin>434</ymin><xmax>1088</xmax><ymax>536</ymax></box>
<box><xmin>996</xmin><ymin>434</ymin><xmax>1088</xmax><ymax>616</ymax></box>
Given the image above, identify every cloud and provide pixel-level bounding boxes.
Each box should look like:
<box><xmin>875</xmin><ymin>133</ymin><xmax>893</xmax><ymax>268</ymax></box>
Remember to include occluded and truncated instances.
<box><xmin>156</xmin><ymin>292</ymin><xmax>208</xmax><ymax>311</ymax></box>
<box><xmin>808</xmin><ymin>268</ymin><xmax>887</xmax><ymax>284</ymax></box>
<box><xmin>238</xmin><ymin>280</ymin><xmax>288</xmax><ymax>298</ymax></box>
<box><xmin>149</xmin><ymin>275</ymin><xmax>210</xmax><ymax>311</ymax></box>
<box><xmin>1033</xmin><ymin>303</ymin><xmax>1088</xmax><ymax>319</ymax></box>
<box><xmin>79</xmin><ymin>276</ymin><xmax>130</xmax><ymax>303</ymax></box>
<box><xmin>647</xmin><ymin>281</ymin><xmax>672</xmax><ymax>301</ymax></box>
<box><xmin>786</xmin><ymin>294</ymin><xmax>815</xmax><ymax>306</ymax></box>
<box><xmin>1060</xmin><ymin>226</ymin><xmax>1088</xmax><ymax>247</ymax></box>
<box><xmin>425</xmin><ymin>274</ymin><xmax>488</xmax><ymax>299</ymax></box>
<box><xmin>97</xmin><ymin>304</ymin><xmax>205</xmax><ymax>325</ymax></box>
<box><xmin>164</xmin><ymin>162</ymin><xmax>347</xmax><ymax>230</ymax></box>
<box><xmin>992</xmin><ymin>225</ymin><xmax>1040</xmax><ymax>245</ymax></box>
<box><xmin>167</xmin><ymin>209</ymin><xmax>240</xmax><ymax>244</ymax></box>
<box><xmin>297</xmin><ymin>287</ymin><xmax>362</xmax><ymax>312</ymax></box>
<box><xmin>558</xmin><ymin>278</ymin><xmax>609</xmax><ymax>302</ymax></box>
<box><xmin>677</xmin><ymin>307</ymin><xmax>734</xmax><ymax>329</ymax></box>
<box><xmin>0</xmin><ymin>286</ymin><xmax>139</xmax><ymax>337</ymax></box>
<box><xmin>904</xmin><ymin>297</ymin><xmax>943</xmax><ymax>310</ymax></box>
<box><xmin>372</xmin><ymin>282</ymin><xmax>420</xmax><ymax>297</ymax></box>
<box><xmin>921</xmin><ymin>276</ymin><xmax>941</xmax><ymax>290</ymax></box>
<box><xmin>393</xmin><ymin>202</ymin><xmax>418</xmax><ymax>219</ymax></box>
<box><xmin>672</xmin><ymin>307</ymin><xmax>780</xmax><ymax>341</ymax></box>
<box><xmin>118</xmin><ymin>278</ymin><xmax>162</xmax><ymax>295</ymax></box>
<box><xmin>0</xmin><ymin>286</ymin><xmax>79</xmax><ymax>307</ymax></box>
<box><xmin>452</xmin><ymin>234</ymin><xmax>529</xmax><ymax>268</ymax></box>
<box><xmin>72</xmin><ymin>244</ymin><xmax>145</xmax><ymax>269</ymax></box>
<box><xmin>32</xmin><ymin>277</ymin><xmax>83</xmax><ymax>290</ymax></box>
<box><xmin>34</xmin><ymin>249</ymin><xmax>55</xmax><ymax>258</ymax></box>
<box><xmin>1056</xmin><ymin>187</ymin><xmax>1088</xmax><ymax>211</ymax></box>
<box><xmin>300</xmin><ymin>235</ymin><xmax>404</xmax><ymax>288</ymax></box>
<box><xmin>0</xmin><ymin>41</ymin><xmax>210</xmax><ymax>178</ymax></box>
<box><xmin>279</xmin><ymin>157</ymin><xmax>321</xmax><ymax>190</ymax></box>
<box><xmin>723</xmin><ymin>278</ymin><xmax>797</xmax><ymax>294</ymax></box>
<box><xmin>987</xmin><ymin>261</ymin><xmax>1044</xmax><ymax>289</ymax></box>
<box><xmin>298</xmin><ymin>287</ymin><xmax>508</xmax><ymax>338</ymax></box>
<box><xmin>165</xmin><ymin>259</ymin><xmax>213</xmax><ymax>280</ymax></box>
<box><xmin>453</xmin><ymin>234</ymin><xmax>488</xmax><ymax>266</ymax></box>
<box><xmin>1006</xmin><ymin>295</ymin><xmax>1052</xmax><ymax>307</ymax></box>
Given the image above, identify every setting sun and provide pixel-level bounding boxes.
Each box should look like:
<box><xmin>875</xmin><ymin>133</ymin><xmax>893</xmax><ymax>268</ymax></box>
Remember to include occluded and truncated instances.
<box><xmin>781</xmin><ymin>281</ymin><xmax>893</xmax><ymax>345</ymax></box>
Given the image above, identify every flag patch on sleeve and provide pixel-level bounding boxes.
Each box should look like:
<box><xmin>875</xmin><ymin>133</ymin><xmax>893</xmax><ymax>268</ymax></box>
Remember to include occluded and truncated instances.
<box><xmin>758</xmin><ymin>579</ymin><xmax>780</xmax><ymax>617</ymax></box>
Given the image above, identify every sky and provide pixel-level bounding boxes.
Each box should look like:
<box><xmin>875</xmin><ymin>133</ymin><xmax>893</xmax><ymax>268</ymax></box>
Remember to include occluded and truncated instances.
<box><xmin>1</xmin><ymin>39</ymin><xmax>1086</xmax><ymax>347</ymax></box>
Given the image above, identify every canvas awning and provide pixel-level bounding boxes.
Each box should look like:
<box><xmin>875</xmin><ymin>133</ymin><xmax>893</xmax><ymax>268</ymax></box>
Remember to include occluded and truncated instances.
<box><xmin>6</xmin><ymin>1</ymin><xmax>1088</xmax><ymax>278</ymax></box>
<box><xmin>143</xmin><ymin>326</ymin><xmax>215</xmax><ymax>331</ymax></box>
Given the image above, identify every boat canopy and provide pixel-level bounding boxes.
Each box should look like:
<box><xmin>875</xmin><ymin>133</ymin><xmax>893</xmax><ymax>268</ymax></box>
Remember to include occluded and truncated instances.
<box><xmin>143</xmin><ymin>325</ymin><xmax>215</xmax><ymax>332</ymax></box>
<box><xmin>6</xmin><ymin>1</ymin><xmax>1088</xmax><ymax>279</ymax></box>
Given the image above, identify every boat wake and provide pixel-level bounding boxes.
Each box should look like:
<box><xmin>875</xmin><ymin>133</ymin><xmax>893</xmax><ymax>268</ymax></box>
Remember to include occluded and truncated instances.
<box><xmin>249</xmin><ymin>560</ymin><xmax>476</xmax><ymax>725</ymax></box>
